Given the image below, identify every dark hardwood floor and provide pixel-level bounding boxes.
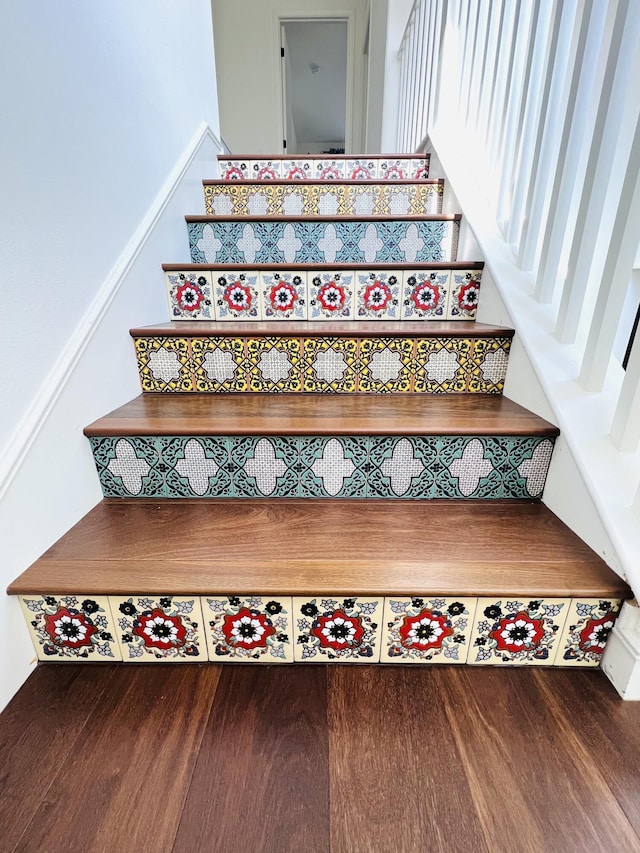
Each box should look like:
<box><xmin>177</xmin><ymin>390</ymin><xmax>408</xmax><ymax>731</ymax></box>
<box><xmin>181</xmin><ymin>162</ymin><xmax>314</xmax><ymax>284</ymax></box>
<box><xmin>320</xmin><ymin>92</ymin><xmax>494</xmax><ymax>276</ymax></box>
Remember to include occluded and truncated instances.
<box><xmin>1</xmin><ymin>664</ymin><xmax>640</xmax><ymax>852</ymax></box>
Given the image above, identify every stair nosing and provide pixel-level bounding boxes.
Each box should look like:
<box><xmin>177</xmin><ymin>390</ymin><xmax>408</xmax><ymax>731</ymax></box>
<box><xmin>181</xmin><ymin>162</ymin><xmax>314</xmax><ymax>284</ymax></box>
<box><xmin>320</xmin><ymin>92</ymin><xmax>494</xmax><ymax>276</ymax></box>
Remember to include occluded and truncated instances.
<box><xmin>202</xmin><ymin>178</ymin><xmax>443</xmax><ymax>187</ymax></box>
<box><xmin>162</xmin><ymin>262</ymin><xmax>484</xmax><ymax>271</ymax></box>
<box><xmin>185</xmin><ymin>213</ymin><xmax>462</xmax><ymax>223</ymax></box>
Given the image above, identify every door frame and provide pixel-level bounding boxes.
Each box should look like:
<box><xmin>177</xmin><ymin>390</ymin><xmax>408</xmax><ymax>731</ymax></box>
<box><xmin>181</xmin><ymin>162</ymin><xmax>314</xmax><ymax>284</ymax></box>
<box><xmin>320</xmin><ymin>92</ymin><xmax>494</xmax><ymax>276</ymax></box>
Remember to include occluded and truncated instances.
<box><xmin>273</xmin><ymin>10</ymin><xmax>358</xmax><ymax>154</ymax></box>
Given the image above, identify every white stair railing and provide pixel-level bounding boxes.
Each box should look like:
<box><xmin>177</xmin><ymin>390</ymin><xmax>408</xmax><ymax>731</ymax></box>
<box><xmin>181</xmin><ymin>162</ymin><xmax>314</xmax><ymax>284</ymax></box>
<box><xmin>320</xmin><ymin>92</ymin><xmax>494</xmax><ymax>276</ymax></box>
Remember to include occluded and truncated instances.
<box><xmin>397</xmin><ymin>0</ymin><xmax>640</xmax><ymax>596</ymax></box>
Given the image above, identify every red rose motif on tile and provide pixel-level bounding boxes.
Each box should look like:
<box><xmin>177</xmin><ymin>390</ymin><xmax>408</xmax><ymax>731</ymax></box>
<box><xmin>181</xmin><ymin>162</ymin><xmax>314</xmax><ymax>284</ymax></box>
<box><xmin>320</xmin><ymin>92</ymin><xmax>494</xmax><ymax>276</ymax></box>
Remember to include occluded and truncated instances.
<box><xmin>133</xmin><ymin>609</ymin><xmax>187</xmax><ymax>649</ymax></box>
<box><xmin>44</xmin><ymin>608</ymin><xmax>97</xmax><ymax>648</ymax></box>
<box><xmin>256</xmin><ymin>166</ymin><xmax>277</xmax><ymax>179</ymax></box>
<box><xmin>411</xmin><ymin>282</ymin><xmax>441</xmax><ymax>311</ymax></box>
<box><xmin>363</xmin><ymin>280</ymin><xmax>392</xmax><ymax>312</ymax></box>
<box><xmin>382</xmin><ymin>167</ymin><xmax>405</xmax><ymax>179</ymax></box>
<box><xmin>269</xmin><ymin>281</ymin><xmax>298</xmax><ymax>312</ymax></box>
<box><xmin>457</xmin><ymin>280</ymin><xmax>480</xmax><ymax>312</ymax></box>
<box><xmin>349</xmin><ymin>166</ymin><xmax>372</xmax><ymax>180</ymax></box>
<box><xmin>579</xmin><ymin>613</ymin><xmax>616</xmax><ymax>654</ymax></box>
<box><xmin>398</xmin><ymin>609</ymin><xmax>453</xmax><ymax>651</ymax></box>
<box><xmin>312</xmin><ymin>609</ymin><xmax>365</xmax><ymax>650</ymax></box>
<box><xmin>222</xmin><ymin>608</ymin><xmax>275</xmax><ymax>649</ymax></box>
<box><xmin>285</xmin><ymin>167</ymin><xmax>306</xmax><ymax>180</ymax></box>
<box><xmin>176</xmin><ymin>281</ymin><xmax>204</xmax><ymax>312</ymax></box>
<box><xmin>413</xmin><ymin>166</ymin><xmax>429</xmax><ymax>179</ymax></box>
<box><xmin>317</xmin><ymin>281</ymin><xmax>345</xmax><ymax>312</ymax></box>
<box><xmin>319</xmin><ymin>167</ymin><xmax>340</xmax><ymax>180</ymax></box>
<box><xmin>223</xmin><ymin>166</ymin><xmax>245</xmax><ymax>180</ymax></box>
<box><xmin>223</xmin><ymin>281</ymin><xmax>252</xmax><ymax>312</ymax></box>
<box><xmin>489</xmin><ymin>611</ymin><xmax>544</xmax><ymax>654</ymax></box>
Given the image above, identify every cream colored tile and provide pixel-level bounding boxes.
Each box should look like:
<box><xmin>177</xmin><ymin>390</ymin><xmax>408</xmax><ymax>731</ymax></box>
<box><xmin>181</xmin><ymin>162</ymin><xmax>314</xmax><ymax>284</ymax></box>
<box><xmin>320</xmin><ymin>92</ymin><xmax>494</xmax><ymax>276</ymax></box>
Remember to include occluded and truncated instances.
<box><xmin>259</xmin><ymin>270</ymin><xmax>308</xmax><ymax>320</ymax></box>
<box><xmin>165</xmin><ymin>270</ymin><xmax>214</xmax><ymax>320</ymax></box>
<box><xmin>202</xmin><ymin>595</ymin><xmax>293</xmax><ymax>663</ymax></box>
<box><xmin>468</xmin><ymin>597</ymin><xmax>570</xmax><ymax>665</ymax></box>
<box><xmin>19</xmin><ymin>594</ymin><xmax>122</xmax><ymax>662</ymax></box>
<box><xmin>382</xmin><ymin>597</ymin><xmax>477</xmax><ymax>663</ymax></box>
<box><xmin>292</xmin><ymin>596</ymin><xmax>383</xmax><ymax>662</ymax></box>
<box><xmin>109</xmin><ymin>595</ymin><xmax>205</xmax><ymax>662</ymax></box>
<box><xmin>552</xmin><ymin>599</ymin><xmax>622</xmax><ymax>667</ymax></box>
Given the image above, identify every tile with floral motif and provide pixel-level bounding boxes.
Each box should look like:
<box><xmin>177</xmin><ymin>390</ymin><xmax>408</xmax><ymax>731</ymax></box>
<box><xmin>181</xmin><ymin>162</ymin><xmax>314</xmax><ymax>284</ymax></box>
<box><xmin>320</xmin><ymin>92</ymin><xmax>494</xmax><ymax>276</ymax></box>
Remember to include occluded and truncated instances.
<box><xmin>279</xmin><ymin>185</ymin><xmax>310</xmax><ymax>216</ymax></box>
<box><xmin>345</xmin><ymin>158</ymin><xmax>376</xmax><ymax>180</ymax></box>
<box><xmin>282</xmin><ymin>159</ymin><xmax>313</xmax><ymax>180</ymax></box>
<box><xmin>469</xmin><ymin>598</ymin><xmax>569</xmax><ymax>665</ymax></box>
<box><xmin>355</xmin><ymin>271</ymin><xmax>401</xmax><ymax>320</ymax></box>
<box><xmin>260</xmin><ymin>271</ymin><xmax>307</xmax><ymax>320</ymax></box>
<box><xmin>110</xmin><ymin>595</ymin><xmax>205</xmax><ymax>662</ymax></box>
<box><xmin>308</xmin><ymin>271</ymin><xmax>354</xmax><ymax>320</ymax></box>
<box><xmin>414</xmin><ymin>338</ymin><xmax>472</xmax><ymax>393</ymax></box>
<box><xmin>293</xmin><ymin>597</ymin><xmax>383</xmax><ymax>662</ymax></box>
<box><xmin>409</xmin><ymin>157</ymin><xmax>430</xmax><ymax>179</ymax></box>
<box><xmin>357</xmin><ymin>337</ymin><xmax>415</xmax><ymax>392</ymax></box>
<box><xmin>376</xmin><ymin>158</ymin><xmax>411</xmax><ymax>180</ymax></box>
<box><xmin>309</xmin><ymin>184</ymin><xmax>348</xmax><ymax>216</ymax></box>
<box><xmin>203</xmin><ymin>595</ymin><xmax>293</xmax><ymax>662</ymax></box>
<box><xmin>382</xmin><ymin>597</ymin><xmax>477</xmax><ymax>663</ymax></box>
<box><xmin>401</xmin><ymin>270</ymin><xmax>451</xmax><ymax>319</ymax></box>
<box><xmin>214</xmin><ymin>271</ymin><xmax>261</xmax><ymax>320</ymax></box>
<box><xmin>250</xmin><ymin>159</ymin><xmax>282</xmax><ymax>179</ymax></box>
<box><xmin>165</xmin><ymin>271</ymin><xmax>214</xmax><ymax>320</ymax></box>
<box><xmin>314</xmin><ymin>159</ymin><xmax>346</xmax><ymax>180</ymax></box>
<box><xmin>469</xmin><ymin>337</ymin><xmax>511</xmax><ymax>393</ymax></box>
<box><xmin>302</xmin><ymin>336</ymin><xmax>358</xmax><ymax>392</ymax></box>
<box><xmin>19</xmin><ymin>595</ymin><xmax>121</xmax><ymax>662</ymax></box>
<box><xmin>134</xmin><ymin>337</ymin><xmax>193</xmax><ymax>392</ymax></box>
<box><xmin>218</xmin><ymin>159</ymin><xmax>251</xmax><ymax>180</ymax></box>
<box><xmin>246</xmin><ymin>337</ymin><xmax>302</xmax><ymax>391</ymax></box>
<box><xmin>552</xmin><ymin>599</ymin><xmax>621</xmax><ymax>667</ymax></box>
<box><xmin>191</xmin><ymin>337</ymin><xmax>248</xmax><ymax>392</ymax></box>
<box><xmin>345</xmin><ymin>185</ymin><xmax>380</xmax><ymax>216</ymax></box>
<box><xmin>448</xmin><ymin>270</ymin><xmax>482</xmax><ymax>319</ymax></box>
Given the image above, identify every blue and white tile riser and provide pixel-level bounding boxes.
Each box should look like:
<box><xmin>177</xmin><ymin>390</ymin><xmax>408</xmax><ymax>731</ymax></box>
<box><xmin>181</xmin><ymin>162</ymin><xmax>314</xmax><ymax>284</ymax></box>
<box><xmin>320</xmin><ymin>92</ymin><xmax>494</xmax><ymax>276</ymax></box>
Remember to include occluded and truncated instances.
<box><xmin>88</xmin><ymin>435</ymin><xmax>555</xmax><ymax>500</ymax></box>
<box><xmin>187</xmin><ymin>218</ymin><xmax>460</xmax><ymax>265</ymax></box>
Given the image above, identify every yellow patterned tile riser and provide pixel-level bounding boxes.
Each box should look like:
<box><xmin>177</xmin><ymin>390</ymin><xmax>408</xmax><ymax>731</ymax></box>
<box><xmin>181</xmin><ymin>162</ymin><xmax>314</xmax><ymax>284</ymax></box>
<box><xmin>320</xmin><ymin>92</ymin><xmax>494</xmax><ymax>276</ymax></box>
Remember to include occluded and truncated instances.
<box><xmin>203</xmin><ymin>183</ymin><xmax>443</xmax><ymax>216</ymax></box>
<box><xmin>133</xmin><ymin>336</ymin><xmax>511</xmax><ymax>394</ymax></box>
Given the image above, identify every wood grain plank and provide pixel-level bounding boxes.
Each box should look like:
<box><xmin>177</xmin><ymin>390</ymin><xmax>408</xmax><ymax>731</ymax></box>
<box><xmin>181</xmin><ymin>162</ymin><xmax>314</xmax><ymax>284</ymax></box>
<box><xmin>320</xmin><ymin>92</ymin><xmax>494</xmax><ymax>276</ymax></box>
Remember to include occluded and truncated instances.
<box><xmin>0</xmin><ymin>665</ymin><xmax>117</xmax><ymax>852</ymax></box>
<box><xmin>218</xmin><ymin>153</ymin><xmax>430</xmax><ymax>161</ymax></box>
<box><xmin>328</xmin><ymin>667</ymin><xmax>488</xmax><ymax>853</ymax></box>
<box><xmin>14</xmin><ymin>665</ymin><xmax>220</xmax><ymax>853</ymax></box>
<box><xmin>83</xmin><ymin>394</ymin><xmax>558</xmax><ymax>437</ymax></box>
<box><xmin>162</xmin><ymin>261</ymin><xmax>484</xmax><ymax>271</ymax></box>
<box><xmin>203</xmin><ymin>178</ymin><xmax>444</xmax><ymax>187</ymax></box>
<box><xmin>173</xmin><ymin>666</ymin><xmax>329</xmax><ymax>853</ymax></box>
<box><xmin>534</xmin><ymin>669</ymin><xmax>640</xmax><ymax>836</ymax></box>
<box><xmin>130</xmin><ymin>320</ymin><xmax>508</xmax><ymax>338</ymax></box>
<box><xmin>186</xmin><ymin>213</ymin><xmax>462</xmax><ymax>223</ymax></box>
<box><xmin>8</xmin><ymin>500</ymin><xmax>628</xmax><ymax>598</ymax></box>
<box><xmin>438</xmin><ymin>667</ymin><xmax>640</xmax><ymax>853</ymax></box>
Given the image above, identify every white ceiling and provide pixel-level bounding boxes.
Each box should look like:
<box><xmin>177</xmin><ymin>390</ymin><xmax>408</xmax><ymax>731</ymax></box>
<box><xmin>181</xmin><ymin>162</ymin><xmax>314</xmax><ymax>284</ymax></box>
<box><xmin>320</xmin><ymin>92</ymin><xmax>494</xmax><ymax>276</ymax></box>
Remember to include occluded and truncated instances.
<box><xmin>283</xmin><ymin>21</ymin><xmax>347</xmax><ymax>144</ymax></box>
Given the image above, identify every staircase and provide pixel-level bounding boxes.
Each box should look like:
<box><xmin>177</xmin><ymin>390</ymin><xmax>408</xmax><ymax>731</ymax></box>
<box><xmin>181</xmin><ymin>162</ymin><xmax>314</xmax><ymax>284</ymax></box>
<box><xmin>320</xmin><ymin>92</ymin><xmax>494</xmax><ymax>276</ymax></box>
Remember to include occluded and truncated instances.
<box><xmin>7</xmin><ymin>153</ymin><xmax>630</xmax><ymax>668</ymax></box>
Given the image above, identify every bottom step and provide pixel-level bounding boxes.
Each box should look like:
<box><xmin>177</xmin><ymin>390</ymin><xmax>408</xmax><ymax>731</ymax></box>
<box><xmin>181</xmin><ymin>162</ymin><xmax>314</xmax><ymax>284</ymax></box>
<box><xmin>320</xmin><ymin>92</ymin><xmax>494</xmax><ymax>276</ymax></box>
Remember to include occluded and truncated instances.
<box><xmin>9</xmin><ymin>499</ymin><xmax>629</xmax><ymax>667</ymax></box>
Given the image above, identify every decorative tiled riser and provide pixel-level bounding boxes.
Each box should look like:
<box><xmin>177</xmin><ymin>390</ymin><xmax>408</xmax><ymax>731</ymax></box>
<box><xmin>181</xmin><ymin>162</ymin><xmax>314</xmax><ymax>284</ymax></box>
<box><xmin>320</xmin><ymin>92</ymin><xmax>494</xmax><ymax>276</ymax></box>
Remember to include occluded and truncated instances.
<box><xmin>204</xmin><ymin>183</ymin><xmax>443</xmax><ymax>217</ymax></box>
<box><xmin>88</xmin><ymin>435</ymin><xmax>554</xmax><ymax>499</ymax></box>
<box><xmin>18</xmin><ymin>594</ymin><xmax>620</xmax><ymax>666</ymax></box>
<box><xmin>165</xmin><ymin>268</ymin><xmax>480</xmax><ymax>321</ymax></box>
<box><xmin>187</xmin><ymin>219</ymin><xmax>460</xmax><ymax>265</ymax></box>
<box><xmin>218</xmin><ymin>157</ymin><xmax>430</xmax><ymax>181</ymax></box>
<box><xmin>134</xmin><ymin>332</ymin><xmax>505</xmax><ymax>393</ymax></box>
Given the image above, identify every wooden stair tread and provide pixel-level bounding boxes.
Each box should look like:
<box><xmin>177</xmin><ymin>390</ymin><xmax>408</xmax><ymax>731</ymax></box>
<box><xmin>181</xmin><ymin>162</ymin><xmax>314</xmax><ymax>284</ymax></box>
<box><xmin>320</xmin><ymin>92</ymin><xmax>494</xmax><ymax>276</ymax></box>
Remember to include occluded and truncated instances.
<box><xmin>130</xmin><ymin>321</ymin><xmax>513</xmax><ymax>339</ymax></box>
<box><xmin>218</xmin><ymin>154</ymin><xmax>430</xmax><ymax>160</ymax></box>
<box><xmin>203</xmin><ymin>178</ymin><xmax>443</xmax><ymax>187</ymax></box>
<box><xmin>7</xmin><ymin>499</ymin><xmax>629</xmax><ymax>598</ymax></box>
<box><xmin>83</xmin><ymin>395</ymin><xmax>559</xmax><ymax>437</ymax></box>
<box><xmin>162</xmin><ymin>262</ymin><xmax>484</xmax><ymax>272</ymax></box>
<box><xmin>186</xmin><ymin>214</ymin><xmax>462</xmax><ymax>223</ymax></box>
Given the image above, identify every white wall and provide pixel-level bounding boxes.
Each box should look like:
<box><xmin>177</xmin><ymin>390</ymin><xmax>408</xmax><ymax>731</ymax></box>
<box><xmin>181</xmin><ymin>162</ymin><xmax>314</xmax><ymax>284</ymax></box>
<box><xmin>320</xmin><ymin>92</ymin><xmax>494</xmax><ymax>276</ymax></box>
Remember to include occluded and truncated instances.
<box><xmin>379</xmin><ymin>0</ymin><xmax>414</xmax><ymax>152</ymax></box>
<box><xmin>212</xmin><ymin>0</ymin><xmax>369</xmax><ymax>154</ymax></box>
<box><xmin>0</xmin><ymin>0</ymin><xmax>221</xmax><ymax>711</ymax></box>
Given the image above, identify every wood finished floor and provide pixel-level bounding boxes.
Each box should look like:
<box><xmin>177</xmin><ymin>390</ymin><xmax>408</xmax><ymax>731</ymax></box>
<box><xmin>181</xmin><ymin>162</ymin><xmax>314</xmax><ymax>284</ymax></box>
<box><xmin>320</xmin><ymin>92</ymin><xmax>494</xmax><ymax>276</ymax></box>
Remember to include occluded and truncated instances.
<box><xmin>2</xmin><ymin>666</ymin><xmax>640</xmax><ymax>852</ymax></box>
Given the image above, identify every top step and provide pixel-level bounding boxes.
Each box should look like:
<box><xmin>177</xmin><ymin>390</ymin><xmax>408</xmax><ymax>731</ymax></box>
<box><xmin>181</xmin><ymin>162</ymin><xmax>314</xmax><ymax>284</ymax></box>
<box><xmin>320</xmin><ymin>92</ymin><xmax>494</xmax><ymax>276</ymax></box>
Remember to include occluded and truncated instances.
<box><xmin>218</xmin><ymin>155</ymin><xmax>430</xmax><ymax>182</ymax></box>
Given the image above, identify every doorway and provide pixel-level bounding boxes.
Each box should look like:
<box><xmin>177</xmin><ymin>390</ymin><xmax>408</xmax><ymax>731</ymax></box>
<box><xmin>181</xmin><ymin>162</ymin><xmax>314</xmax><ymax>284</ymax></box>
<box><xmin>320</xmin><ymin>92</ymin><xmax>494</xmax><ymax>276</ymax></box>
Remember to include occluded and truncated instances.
<box><xmin>280</xmin><ymin>20</ymin><xmax>348</xmax><ymax>155</ymax></box>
